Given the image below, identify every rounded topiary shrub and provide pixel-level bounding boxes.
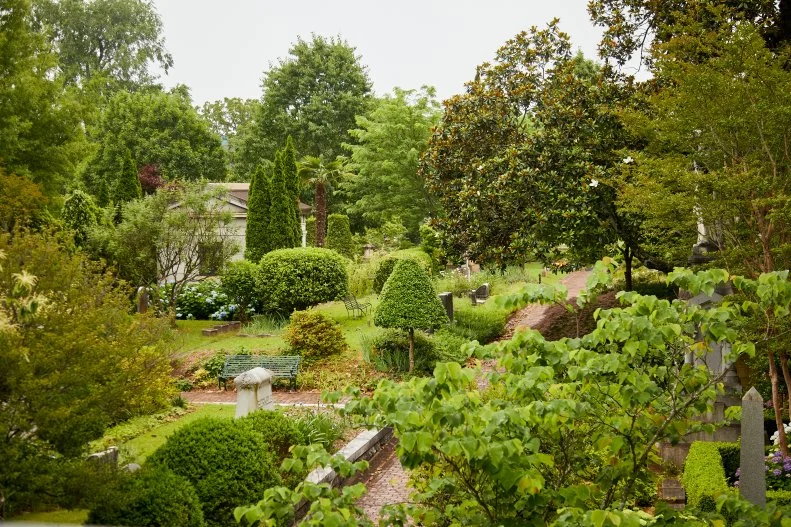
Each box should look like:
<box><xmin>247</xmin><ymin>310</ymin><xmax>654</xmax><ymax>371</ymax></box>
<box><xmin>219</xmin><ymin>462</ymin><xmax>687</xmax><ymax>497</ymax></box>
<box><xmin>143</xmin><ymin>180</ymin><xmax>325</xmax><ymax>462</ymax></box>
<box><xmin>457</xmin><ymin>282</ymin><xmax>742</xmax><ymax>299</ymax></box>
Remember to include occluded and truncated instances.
<box><xmin>305</xmin><ymin>216</ymin><xmax>317</xmax><ymax>247</ymax></box>
<box><xmin>241</xmin><ymin>410</ymin><xmax>307</xmax><ymax>487</ymax></box>
<box><xmin>373</xmin><ymin>250</ymin><xmax>433</xmax><ymax>294</ymax></box>
<box><xmin>284</xmin><ymin>309</ymin><xmax>347</xmax><ymax>363</ymax></box>
<box><xmin>373</xmin><ymin>257</ymin><xmax>399</xmax><ymax>295</ymax></box>
<box><xmin>146</xmin><ymin>417</ymin><xmax>280</xmax><ymax>527</ymax></box>
<box><xmin>257</xmin><ymin>248</ymin><xmax>348</xmax><ymax>314</ymax></box>
<box><xmin>325</xmin><ymin>214</ymin><xmax>354</xmax><ymax>258</ymax></box>
<box><xmin>87</xmin><ymin>466</ymin><xmax>204</xmax><ymax>527</ymax></box>
<box><xmin>220</xmin><ymin>260</ymin><xmax>261</xmax><ymax>320</ymax></box>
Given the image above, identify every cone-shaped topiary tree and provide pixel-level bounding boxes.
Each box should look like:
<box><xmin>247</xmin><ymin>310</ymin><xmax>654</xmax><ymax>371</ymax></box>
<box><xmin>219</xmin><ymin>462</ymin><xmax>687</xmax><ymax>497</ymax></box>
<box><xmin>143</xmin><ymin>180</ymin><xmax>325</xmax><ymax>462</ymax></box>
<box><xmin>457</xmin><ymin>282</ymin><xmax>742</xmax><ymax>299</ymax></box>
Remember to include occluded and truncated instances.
<box><xmin>115</xmin><ymin>149</ymin><xmax>142</xmax><ymax>203</ymax></box>
<box><xmin>268</xmin><ymin>150</ymin><xmax>301</xmax><ymax>250</ymax></box>
<box><xmin>305</xmin><ymin>216</ymin><xmax>316</xmax><ymax>247</ymax></box>
<box><xmin>326</xmin><ymin>213</ymin><xmax>354</xmax><ymax>258</ymax></box>
<box><xmin>246</xmin><ymin>164</ymin><xmax>271</xmax><ymax>262</ymax></box>
<box><xmin>374</xmin><ymin>259</ymin><xmax>447</xmax><ymax>372</ymax></box>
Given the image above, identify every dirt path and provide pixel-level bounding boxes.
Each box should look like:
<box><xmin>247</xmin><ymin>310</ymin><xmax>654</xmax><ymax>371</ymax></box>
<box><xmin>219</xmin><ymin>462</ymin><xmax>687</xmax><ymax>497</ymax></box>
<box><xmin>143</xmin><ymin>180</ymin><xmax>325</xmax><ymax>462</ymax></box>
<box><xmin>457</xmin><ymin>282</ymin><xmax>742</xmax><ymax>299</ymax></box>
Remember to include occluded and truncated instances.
<box><xmin>356</xmin><ymin>269</ymin><xmax>591</xmax><ymax>521</ymax></box>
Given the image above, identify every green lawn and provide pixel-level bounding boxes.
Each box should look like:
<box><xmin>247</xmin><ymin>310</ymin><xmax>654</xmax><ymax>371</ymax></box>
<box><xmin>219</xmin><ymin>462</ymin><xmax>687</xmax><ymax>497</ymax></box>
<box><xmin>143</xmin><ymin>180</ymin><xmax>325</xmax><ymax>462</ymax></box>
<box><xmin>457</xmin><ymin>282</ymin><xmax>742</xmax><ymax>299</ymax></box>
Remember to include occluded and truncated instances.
<box><xmin>119</xmin><ymin>404</ymin><xmax>234</xmax><ymax>464</ymax></box>
<box><xmin>10</xmin><ymin>509</ymin><xmax>89</xmax><ymax>524</ymax></box>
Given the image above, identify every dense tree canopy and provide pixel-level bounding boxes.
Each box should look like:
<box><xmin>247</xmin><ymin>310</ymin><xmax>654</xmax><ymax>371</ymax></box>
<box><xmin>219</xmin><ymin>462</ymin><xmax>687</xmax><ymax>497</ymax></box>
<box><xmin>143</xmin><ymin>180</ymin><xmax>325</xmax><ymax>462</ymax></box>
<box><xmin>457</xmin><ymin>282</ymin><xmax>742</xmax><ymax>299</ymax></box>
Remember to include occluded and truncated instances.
<box><xmin>33</xmin><ymin>0</ymin><xmax>172</xmax><ymax>89</ymax></box>
<box><xmin>83</xmin><ymin>87</ymin><xmax>226</xmax><ymax>199</ymax></box>
<box><xmin>236</xmin><ymin>35</ymin><xmax>372</xmax><ymax>178</ymax></box>
<box><xmin>344</xmin><ymin>87</ymin><xmax>440</xmax><ymax>237</ymax></box>
<box><xmin>0</xmin><ymin>0</ymin><xmax>85</xmax><ymax>195</ymax></box>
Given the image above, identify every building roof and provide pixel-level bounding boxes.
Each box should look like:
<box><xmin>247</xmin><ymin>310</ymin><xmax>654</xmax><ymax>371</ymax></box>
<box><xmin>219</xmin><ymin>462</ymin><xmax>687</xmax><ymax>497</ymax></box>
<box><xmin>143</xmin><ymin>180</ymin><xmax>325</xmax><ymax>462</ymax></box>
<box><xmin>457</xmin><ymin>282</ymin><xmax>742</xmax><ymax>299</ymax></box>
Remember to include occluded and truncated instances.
<box><xmin>208</xmin><ymin>182</ymin><xmax>312</xmax><ymax>215</ymax></box>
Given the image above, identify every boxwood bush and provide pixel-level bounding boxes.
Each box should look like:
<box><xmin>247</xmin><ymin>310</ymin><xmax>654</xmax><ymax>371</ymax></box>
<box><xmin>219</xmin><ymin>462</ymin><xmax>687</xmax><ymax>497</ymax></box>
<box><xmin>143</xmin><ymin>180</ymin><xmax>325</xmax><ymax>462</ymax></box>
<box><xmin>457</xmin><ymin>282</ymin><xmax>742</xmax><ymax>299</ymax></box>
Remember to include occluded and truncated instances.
<box><xmin>325</xmin><ymin>214</ymin><xmax>354</xmax><ymax>258</ymax></box>
<box><xmin>146</xmin><ymin>418</ymin><xmax>280</xmax><ymax>527</ymax></box>
<box><xmin>241</xmin><ymin>410</ymin><xmax>307</xmax><ymax>488</ymax></box>
<box><xmin>220</xmin><ymin>260</ymin><xmax>261</xmax><ymax>320</ymax></box>
<box><xmin>451</xmin><ymin>304</ymin><xmax>509</xmax><ymax>344</ymax></box>
<box><xmin>283</xmin><ymin>309</ymin><xmax>347</xmax><ymax>363</ymax></box>
<box><xmin>257</xmin><ymin>248</ymin><xmax>348</xmax><ymax>314</ymax></box>
<box><xmin>682</xmin><ymin>441</ymin><xmax>730</xmax><ymax>511</ymax></box>
<box><xmin>373</xmin><ymin>249</ymin><xmax>433</xmax><ymax>294</ymax></box>
<box><xmin>87</xmin><ymin>466</ymin><xmax>204</xmax><ymax>527</ymax></box>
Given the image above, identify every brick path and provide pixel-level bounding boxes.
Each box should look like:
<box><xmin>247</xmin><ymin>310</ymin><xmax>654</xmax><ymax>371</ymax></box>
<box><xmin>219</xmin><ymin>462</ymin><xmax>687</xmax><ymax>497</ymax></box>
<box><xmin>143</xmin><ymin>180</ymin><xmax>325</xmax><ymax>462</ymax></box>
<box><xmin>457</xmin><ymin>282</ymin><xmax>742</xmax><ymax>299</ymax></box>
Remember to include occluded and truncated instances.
<box><xmin>182</xmin><ymin>389</ymin><xmax>330</xmax><ymax>406</ymax></box>
<box><xmin>356</xmin><ymin>270</ymin><xmax>591</xmax><ymax>520</ymax></box>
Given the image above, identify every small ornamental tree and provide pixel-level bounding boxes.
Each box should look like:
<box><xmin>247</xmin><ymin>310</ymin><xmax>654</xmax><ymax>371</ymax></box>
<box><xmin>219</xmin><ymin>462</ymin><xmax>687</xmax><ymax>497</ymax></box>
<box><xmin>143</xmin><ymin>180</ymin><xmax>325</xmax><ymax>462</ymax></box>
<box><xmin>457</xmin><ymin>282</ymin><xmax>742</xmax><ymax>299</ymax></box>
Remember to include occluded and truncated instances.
<box><xmin>326</xmin><ymin>213</ymin><xmax>354</xmax><ymax>258</ymax></box>
<box><xmin>374</xmin><ymin>259</ymin><xmax>447</xmax><ymax>372</ymax></box>
<box><xmin>62</xmin><ymin>190</ymin><xmax>98</xmax><ymax>245</ymax></box>
<box><xmin>115</xmin><ymin>149</ymin><xmax>142</xmax><ymax>203</ymax></box>
<box><xmin>245</xmin><ymin>165</ymin><xmax>271</xmax><ymax>262</ymax></box>
<box><xmin>269</xmin><ymin>150</ymin><xmax>301</xmax><ymax>250</ymax></box>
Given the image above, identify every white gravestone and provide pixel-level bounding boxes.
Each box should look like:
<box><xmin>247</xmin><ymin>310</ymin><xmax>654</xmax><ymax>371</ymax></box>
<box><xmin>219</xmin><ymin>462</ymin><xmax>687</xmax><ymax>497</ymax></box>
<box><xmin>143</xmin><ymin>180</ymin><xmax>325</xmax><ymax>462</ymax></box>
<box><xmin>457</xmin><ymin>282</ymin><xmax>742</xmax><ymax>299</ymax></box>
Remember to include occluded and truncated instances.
<box><xmin>234</xmin><ymin>367</ymin><xmax>274</xmax><ymax>418</ymax></box>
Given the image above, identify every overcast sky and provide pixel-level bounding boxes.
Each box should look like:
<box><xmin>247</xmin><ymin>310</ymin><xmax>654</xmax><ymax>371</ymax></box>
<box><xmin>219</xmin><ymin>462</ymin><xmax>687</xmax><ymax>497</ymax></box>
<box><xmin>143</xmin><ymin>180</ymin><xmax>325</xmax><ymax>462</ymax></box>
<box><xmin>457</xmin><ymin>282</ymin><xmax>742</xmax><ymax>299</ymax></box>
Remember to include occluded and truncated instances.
<box><xmin>151</xmin><ymin>1</ymin><xmax>613</xmax><ymax>106</ymax></box>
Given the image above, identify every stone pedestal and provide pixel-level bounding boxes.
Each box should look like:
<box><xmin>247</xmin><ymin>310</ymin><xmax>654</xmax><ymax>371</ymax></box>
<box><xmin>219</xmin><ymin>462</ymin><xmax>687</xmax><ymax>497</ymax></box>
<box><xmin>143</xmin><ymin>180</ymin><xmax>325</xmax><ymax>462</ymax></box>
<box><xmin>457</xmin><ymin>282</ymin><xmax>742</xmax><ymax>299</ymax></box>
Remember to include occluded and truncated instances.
<box><xmin>234</xmin><ymin>367</ymin><xmax>274</xmax><ymax>418</ymax></box>
<box><xmin>740</xmin><ymin>387</ymin><xmax>766</xmax><ymax>507</ymax></box>
<box><xmin>136</xmin><ymin>286</ymin><xmax>149</xmax><ymax>314</ymax></box>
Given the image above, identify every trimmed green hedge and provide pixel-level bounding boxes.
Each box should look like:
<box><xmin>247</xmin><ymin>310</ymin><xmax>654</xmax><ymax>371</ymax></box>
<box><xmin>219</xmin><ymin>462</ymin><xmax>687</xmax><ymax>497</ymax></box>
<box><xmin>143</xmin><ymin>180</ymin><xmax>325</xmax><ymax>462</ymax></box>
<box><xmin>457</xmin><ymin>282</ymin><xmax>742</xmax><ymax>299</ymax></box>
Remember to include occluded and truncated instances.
<box><xmin>326</xmin><ymin>214</ymin><xmax>354</xmax><ymax>258</ymax></box>
<box><xmin>768</xmin><ymin>489</ymin><xmax>791</xmax><ymax>505</ymax></box>
<box><xmin>452</xmin><ymin>304</ymin><xmax>509</xmax><ymax>344</ymax></box>
<box><xmin>682</xmin><ymin>441</ymin><xmax>731</xmax><ymax>511</ymax></box>
<box><xmin>257</xmin><ymin>248</ymin><xmax>348</xmax><ymax>314</ymax></box>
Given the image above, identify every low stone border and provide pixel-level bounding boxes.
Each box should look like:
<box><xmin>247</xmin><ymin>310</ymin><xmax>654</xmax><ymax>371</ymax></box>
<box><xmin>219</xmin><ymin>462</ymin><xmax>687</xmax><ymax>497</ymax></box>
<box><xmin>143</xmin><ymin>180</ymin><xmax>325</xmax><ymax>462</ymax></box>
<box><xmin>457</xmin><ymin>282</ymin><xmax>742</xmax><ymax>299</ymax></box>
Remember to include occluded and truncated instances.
<box><xmin>294</xmin><ymin>426</ymin><xmax>393</xmax><ymax>520</ymax></box>
<box><xmin>201</xmin><ymin>321</ymin><xmax>241</xmax><ymax>336</ymax></box>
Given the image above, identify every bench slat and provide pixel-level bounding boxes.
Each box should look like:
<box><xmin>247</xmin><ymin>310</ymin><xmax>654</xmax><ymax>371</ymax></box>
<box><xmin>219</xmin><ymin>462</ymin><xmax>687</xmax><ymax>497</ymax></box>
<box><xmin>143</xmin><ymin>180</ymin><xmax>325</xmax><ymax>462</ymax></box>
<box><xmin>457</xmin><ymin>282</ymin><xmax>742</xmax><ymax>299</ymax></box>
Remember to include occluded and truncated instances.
<box><xmin>218</xmin><ymin>354</ymin><xmax>300</xmax><ymax>390</ymax></box>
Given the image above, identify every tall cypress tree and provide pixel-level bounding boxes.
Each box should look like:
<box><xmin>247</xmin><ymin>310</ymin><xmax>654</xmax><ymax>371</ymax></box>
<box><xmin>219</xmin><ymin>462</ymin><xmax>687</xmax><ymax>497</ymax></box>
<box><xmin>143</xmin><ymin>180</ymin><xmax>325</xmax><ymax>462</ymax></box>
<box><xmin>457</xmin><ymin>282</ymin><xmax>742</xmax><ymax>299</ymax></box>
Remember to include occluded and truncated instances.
<box><xmin>282</xmin><ymin>135</ymin><xmax>300</xmax><ymax>205</ymax></box>
<box><xmin>268</xmin><ymin>150</ymin><xmax>300</xmax><ymax>249</ymax></box>
<box><xmin>245</xmin><ymin>164</ymin><xmax>271</xmax><ymax>262</ymax></box>
<box><xmin>114</xmin><ymin>149</ymin><xmax>142</xmax><ymax>203</ymax></box>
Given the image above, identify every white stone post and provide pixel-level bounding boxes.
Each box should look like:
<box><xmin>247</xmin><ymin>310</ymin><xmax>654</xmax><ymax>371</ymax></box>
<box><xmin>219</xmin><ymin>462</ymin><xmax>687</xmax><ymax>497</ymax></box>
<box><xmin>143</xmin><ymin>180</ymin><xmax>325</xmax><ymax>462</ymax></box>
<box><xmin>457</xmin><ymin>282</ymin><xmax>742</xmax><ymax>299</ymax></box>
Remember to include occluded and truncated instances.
<box><xmin>740</xmin><ymin>387</ymin><xmax>766</xmax><ymax>507</ymax></box>
<box><xmin>234</xmin><ymin>367</ymin><xmax>274</xmax><ymax>418</ymax></box>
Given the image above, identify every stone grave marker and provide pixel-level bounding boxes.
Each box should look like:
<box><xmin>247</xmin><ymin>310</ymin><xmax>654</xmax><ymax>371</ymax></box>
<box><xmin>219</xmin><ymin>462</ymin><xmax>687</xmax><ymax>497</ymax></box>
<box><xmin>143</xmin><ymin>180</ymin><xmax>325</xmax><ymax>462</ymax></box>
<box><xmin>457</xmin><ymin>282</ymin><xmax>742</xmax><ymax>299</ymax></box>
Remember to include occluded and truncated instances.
<box><xmin>740</xmin><ymin>387</ymin><xmax>766</xmax><ymax>507</ymax></box>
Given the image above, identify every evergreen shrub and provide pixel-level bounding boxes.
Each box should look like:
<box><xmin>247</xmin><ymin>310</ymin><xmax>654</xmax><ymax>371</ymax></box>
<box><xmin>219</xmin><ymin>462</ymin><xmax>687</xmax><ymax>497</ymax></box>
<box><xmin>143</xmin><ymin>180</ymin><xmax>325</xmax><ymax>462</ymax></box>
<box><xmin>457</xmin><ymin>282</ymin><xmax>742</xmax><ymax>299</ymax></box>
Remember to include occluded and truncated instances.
<box><xmin>305</xmin><ymin>216</ymin><xmax>316</xmax><ymax>247</ymax></box>
<box><xmin>220</xmin><ymin>260</ymin><xmax>261</xmax><ymax>320</ymax></box>
<box><xmin>373</xmin><ymin>249</ymin><xmax>433</xmax><ymax>294</ymax></box>
<box><xmin>87</xmin><ymin>466</ymin><xmax>204</xmax><ymax>527</ymax></box>
<box><xmin>682</xmin><ymin>441</ymin><xmax>729</xmax><ymax>511</ymax></box>
<box><xmin>284</xmin><ymin>309</ymin><xmax>347</xmax><ymax>363</ymax></box>
<box><xmin>372</xmin><ymin>329</ymin><xmax>437</xmax><ymax>373</ymax></box>
<box><xmin>257</xmin><ymin>248</ymin><xmax>348</xmax><ymax>313</ymax></box>
<box><xmin>451</xmin><ymin>305</ymin><xmax>508</xmax><ymax>344</ymax></box>
<box><xmin>241</xmin><ymin>410</ymin><xmax>307</xmax><ymax>487</ymax></box>
<box><xmin>325</xmin><ymin>213</ymin><xmax>354</xmax><ymax>258</ymax></box>
<box><xmin>146</xmin><ymin>418</ymin><xmax>280</xmax><ymax>527</ymax></box>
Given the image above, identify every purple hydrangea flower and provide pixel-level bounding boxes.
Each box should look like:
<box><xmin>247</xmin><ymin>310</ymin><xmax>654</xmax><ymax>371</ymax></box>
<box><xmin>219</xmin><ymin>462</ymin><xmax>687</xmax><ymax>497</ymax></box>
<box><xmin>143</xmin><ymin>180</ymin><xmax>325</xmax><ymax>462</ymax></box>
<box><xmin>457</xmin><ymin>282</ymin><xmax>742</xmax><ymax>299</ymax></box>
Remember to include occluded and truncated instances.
<box><xmin>774</xmin><ymin>469</ymin><xmax>782</xmax><ymax>476</ymax></box>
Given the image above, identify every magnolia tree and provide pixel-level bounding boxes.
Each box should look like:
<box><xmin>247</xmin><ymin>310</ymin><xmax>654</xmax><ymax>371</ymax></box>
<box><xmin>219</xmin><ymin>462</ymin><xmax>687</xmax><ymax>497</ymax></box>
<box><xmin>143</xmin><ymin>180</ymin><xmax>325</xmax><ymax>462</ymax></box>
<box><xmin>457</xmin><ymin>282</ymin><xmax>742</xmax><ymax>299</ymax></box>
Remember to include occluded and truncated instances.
<box><xmin>235</xmin><ymin>261</ymin><xmax>791</xmax><ymax>526</ymax></box>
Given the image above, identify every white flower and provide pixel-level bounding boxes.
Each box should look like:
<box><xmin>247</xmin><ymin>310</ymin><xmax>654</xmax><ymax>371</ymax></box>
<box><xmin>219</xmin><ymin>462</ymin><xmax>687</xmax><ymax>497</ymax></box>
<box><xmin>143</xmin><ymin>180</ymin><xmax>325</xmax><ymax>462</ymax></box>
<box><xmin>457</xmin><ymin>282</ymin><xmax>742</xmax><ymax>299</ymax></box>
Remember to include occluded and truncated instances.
<box><xmin>477</xmin><ymin>165</ymin><xmax>484</xmax><ymax>171</ymax></box>
<box><xmin>771</xmin><ymin>422</ymin><xmax>791</xmax><ymax>445</ymax></box>
<box><xmin>622</xmin><ymin>156</ymin><xmax>634</xmax><ymax>164</ymax></box>
<box><xmin>589</xmin><ymin>179</ymin><xmax>599</xmax><ymax>188</ymax></box>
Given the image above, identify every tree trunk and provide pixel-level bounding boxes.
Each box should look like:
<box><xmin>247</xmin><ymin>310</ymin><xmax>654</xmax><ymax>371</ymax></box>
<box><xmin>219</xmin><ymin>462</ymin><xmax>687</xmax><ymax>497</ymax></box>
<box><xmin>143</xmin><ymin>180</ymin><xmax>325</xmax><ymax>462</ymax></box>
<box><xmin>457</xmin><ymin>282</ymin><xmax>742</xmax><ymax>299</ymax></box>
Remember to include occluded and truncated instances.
<box><xmin>315</xmin><ymin>183</ymin><xmax>326</xmax><ymax>247</ymax></box>
<box><xmin>780</xmin><ymin>351</ymin><xmax>791</xmax><ymax>426</ymax></box>
<box><xmin>623</xmin><ymin>245</ymin><xmax>633</xmax><ymax>292</ymax></box>
<box><xmin>769</xmin><ymin>350</ymin><xmax>789</xmax><ymax>455</ymax></box>
<box><xmin>408</xmin><ymin>328</ymin><xmax>415</xmax><ymax>373</ymax></box>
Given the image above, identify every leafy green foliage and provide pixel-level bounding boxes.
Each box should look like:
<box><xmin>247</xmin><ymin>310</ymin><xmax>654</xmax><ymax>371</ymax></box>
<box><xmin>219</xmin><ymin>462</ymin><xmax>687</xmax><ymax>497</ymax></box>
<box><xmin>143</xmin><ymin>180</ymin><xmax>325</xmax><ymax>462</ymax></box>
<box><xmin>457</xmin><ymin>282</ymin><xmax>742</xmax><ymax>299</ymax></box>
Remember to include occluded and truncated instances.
<box><xmin>84</xmin><ymin>88</ymin><xmax>225</xmax><ymax>195</ymax></box>
<box><xmin>0</xmin><ymin>0</ymin><xmax>84</xmax><ymax>195</ymax></box>
<box><xmin>268</xmin><ymin>150</ymin><xmax>300</xmax><ymax>250</ymax></box>
<box><xmin>282</xmin><ymin>135</ymin><xmax>300</xmax><ymax>203</ymax></box>
<box><xmin>114</xmin><ymin>149</ymin><xmax>142</xmax><ymax>204</ymax></box>
<box><xmin>374</xmin><ymin>259</ymin><xmax>447</xmax><ymax>331</ymax></box>
<box><xmin>325</xmin><ymin>214</ymin><xmax>354</xmax><ymax>258</ymax></box>
<box><xmin>373</xmin><ymin>251</ymin><xmax>433</xmax><ymax>294</ymax></box>
<box><xmin>61</xmin><ymin>189</ymin><xmax>98</xmax><ymax>245</ymax></box>
<box><xmin>221</xmin><ymin>260</ymin><xmax>261</xmax><ymax>321</ymax></box>
<box><xmin>147</xmin><ymin>417</ymin><xmax>280</xmax><ymax>527</ymax></box>
<box><xmin>0</xmin><ymin>229</ymin><xmax>174</xmax><ymax>517</ymax></box>
<box><xmin>298</xmin><ymin>155</ymin><xmax>353</xmax><ymax>247</ymax></box>
<box><xmin>256</xmin><ymin>248</ymin><xmax>348</xmax><ymax>314</ymax></box>
<box><xmin>452</xmin><ymin>305</ymin><xmax>508</xmax><ymax>343</ymax></box>
<box><xmin>305</xmin><ymin>216</ymin><xmax>316</xmax><ymax>247</ymax></box>
<box><xmin>682</xmin><ymin>442</ymin><xmax>729</xmax><ymax>511</ymax></box>
<box><xmin>343</xmin><ymin>87</ymin><xmax>439</xmax><ymax>236</ymax></box>
<box><xmin>284</xmin><ymin>309</ymin><xmax>347</xmax><ymax>363</ymax></box>
<box><xmin>371</xmin><ymin>328</ymin><xmax>437</xmax><ymax>373</ymax></box>
<box><xmin>245</xmin><ymin>165</ymin><xmax>272</xmax><ymax>262</ymax></box>
<box><xmin>236</xmin><ymin>34</ymin><xmax>372</xmax><ymax>174</ymax></box>
<box><xmin>0</xmin><ymin>169</ymin><xmax>48</xmax><ymax>233</ymax></box>
<box><xmin>241</xmin><ymin>410</ymin><xmax>307</xmax><ymax>488</ymax></box>
<box><xmin>87</xmin><ymin>466</ymin><xmax>204</xmax><ymax>527</ymax></box>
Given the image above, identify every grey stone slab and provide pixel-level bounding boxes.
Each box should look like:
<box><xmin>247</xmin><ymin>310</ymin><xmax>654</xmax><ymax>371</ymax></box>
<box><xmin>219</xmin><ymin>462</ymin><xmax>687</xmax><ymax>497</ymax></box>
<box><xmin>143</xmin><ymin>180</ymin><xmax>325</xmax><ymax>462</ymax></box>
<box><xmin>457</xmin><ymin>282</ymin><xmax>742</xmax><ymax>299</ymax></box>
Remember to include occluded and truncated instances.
<box><xmin>740</xmin><ymin>386</ymin><xmax>766</xmax><ymax>507</ymax></box>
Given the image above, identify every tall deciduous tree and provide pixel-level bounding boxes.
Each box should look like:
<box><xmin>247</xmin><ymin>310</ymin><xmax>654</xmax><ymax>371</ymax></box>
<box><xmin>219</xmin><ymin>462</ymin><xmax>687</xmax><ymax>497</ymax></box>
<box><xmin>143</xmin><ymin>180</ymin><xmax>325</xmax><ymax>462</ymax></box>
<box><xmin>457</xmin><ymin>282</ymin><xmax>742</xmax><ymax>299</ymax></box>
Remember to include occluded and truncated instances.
<box><xmin>298</xmin><ymin>156</ymin><xmax>352</xmax><ymax>248</ymax></box>
<box><xmin>344</xmin><ymin>87</ymin><xmax>440</xmax><ymax>237</ymax></box>
<box><xmin>84</xmin><ymin>88</ymin><xmax>226</xmax><ymax>198</ymax></box>
<box><xmin>33</xmin><ymin>0</ymin><xmax>172</xmax><ymax>89</ymax></box>
<box><xmin>374</xmin><ymin>259</ymin><xmax>447</xmax><ymax>372</ymax></box>
<box><xmin>0</xmin><ymin>0</ymin><xmax>85</xmax><ymax>195</ymax></box>
<box><xmin>268</xmin><ymin>151</ymin><xmax>300</xmax><ymax>250</ymax></box>
<box><xmin>236</xmin><ymin>35</ymin><xmax>372</xmax><ymax>178</ymax></box>
<box><xmin>245</xmin><ymin>164</ymin><xmax>272</xmax><ymax>262</ymax></box>
<box><xmin>422</xmin><ymin>23</ymin><xmax>643</xmax><ymax>286</ymax></box>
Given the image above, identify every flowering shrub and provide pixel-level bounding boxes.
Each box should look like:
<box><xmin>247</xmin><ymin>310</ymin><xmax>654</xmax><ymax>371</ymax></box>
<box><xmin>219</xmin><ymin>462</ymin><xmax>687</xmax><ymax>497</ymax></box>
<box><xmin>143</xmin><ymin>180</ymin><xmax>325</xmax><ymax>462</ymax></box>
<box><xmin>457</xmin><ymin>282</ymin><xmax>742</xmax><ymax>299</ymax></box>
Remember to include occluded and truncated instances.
<box><xmin>771</xmin><ymin>423</ymin><xmax>791</xmax><ymax>445</ymax></box>
<box><xmin>162</xmin><ymin>280</ymin><xmax>241</xmax><ymax>320</ymax></box>
<box><xmin>736</xmin><ymin>450</ymin><xmax>791</xmax><ymax>491</ymax></box>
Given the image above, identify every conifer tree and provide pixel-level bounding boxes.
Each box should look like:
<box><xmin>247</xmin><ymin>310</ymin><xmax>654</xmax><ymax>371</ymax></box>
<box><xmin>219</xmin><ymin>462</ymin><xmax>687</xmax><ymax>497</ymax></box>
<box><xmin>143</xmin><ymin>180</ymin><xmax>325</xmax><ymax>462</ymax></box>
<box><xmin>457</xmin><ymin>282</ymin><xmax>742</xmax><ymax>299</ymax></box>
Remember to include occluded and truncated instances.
<box><xmin>115</xmin><ymin>150</ymin><xmax>142</xmax><ymax>203</ymax></box>
<box><xmin>282</xmin><ymin>135</ymin><xmax>300</xmax><ymax>206</ymax></box>
<box><xmin>268</xmin><ymin>151</ymin><xmax>300</xmax><ymax>250</ymax></box>
<box><xmin>245</xmin><ymin>165</ymin><xmax>271</xmax><ymax>262</ymax></box>
<box><xmin>326</xmin><ymin>214</ymin><xmax>354</xmax><ymax>258</ymax></box>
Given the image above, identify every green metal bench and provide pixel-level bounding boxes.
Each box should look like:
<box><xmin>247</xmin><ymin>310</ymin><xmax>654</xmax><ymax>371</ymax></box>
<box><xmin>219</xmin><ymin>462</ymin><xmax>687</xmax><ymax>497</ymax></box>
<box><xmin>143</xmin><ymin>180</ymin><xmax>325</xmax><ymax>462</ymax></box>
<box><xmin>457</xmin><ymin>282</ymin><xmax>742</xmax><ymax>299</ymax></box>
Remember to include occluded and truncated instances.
<box><xmin>218</xmin><ymin>355</ymin><xmax>301</xmax><ymax>390</ymax></box>
<box><xmin>343</xmin><ymin>294</ymin><xmax>371</xmax><ymax>318</ymax></box>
